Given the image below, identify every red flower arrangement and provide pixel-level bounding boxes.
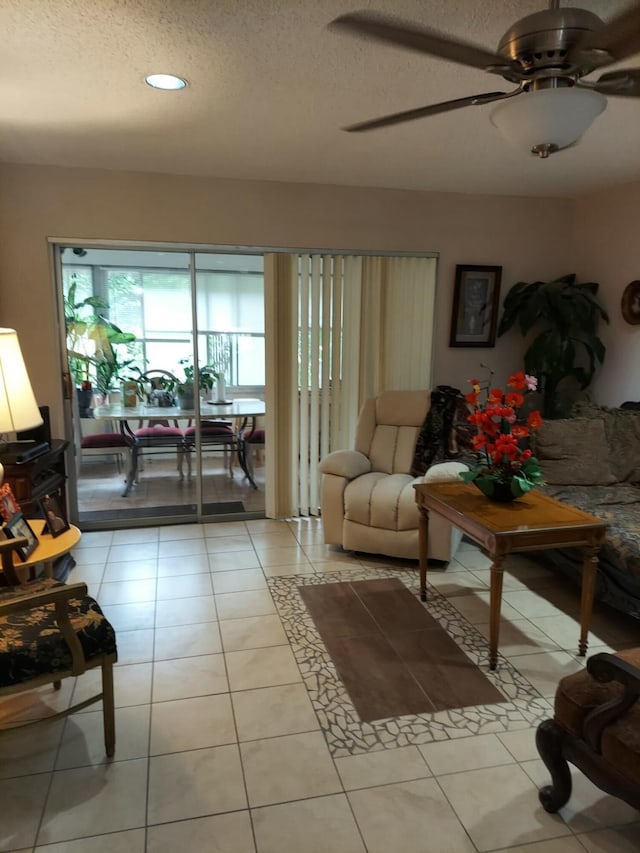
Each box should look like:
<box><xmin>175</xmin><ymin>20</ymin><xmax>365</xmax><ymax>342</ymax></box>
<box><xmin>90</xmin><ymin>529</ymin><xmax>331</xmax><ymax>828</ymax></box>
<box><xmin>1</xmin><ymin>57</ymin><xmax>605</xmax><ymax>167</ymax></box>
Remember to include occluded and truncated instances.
<box><xmin>459</xmin><ymin>369</ymin><xmax>544</xmax><ymax>501</ymax></box>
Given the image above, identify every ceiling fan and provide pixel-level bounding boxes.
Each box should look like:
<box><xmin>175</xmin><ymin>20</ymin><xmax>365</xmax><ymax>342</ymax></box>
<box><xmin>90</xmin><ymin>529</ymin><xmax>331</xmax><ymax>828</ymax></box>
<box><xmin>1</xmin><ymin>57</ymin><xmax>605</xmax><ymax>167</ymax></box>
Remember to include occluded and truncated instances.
<box><xmin>329</xmin><ymin>1</ymin><xmax>640</xmax><ymax>157</ymax></box>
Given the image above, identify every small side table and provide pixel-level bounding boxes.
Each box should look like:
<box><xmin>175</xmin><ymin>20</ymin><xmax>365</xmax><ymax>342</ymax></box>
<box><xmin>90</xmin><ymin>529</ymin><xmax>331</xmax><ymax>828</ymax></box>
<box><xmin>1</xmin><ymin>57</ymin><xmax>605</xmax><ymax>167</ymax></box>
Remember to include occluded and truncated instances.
<box><xmin>414</xmin><ymin>481</ymin><xmax>607</xmax><ymax>670</ymax></box>
<box><xmin>6</xmin><ymin>519</ymin><xmax>81</xmax><ymax>584</ymax></box>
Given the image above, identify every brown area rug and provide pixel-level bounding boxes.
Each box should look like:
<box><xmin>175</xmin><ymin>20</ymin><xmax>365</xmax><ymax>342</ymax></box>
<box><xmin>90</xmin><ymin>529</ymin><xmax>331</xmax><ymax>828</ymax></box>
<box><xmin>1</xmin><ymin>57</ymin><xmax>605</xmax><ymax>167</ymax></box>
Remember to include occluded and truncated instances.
<box><xmin>299</xmin><ymin>577</ymin><xmax>505</xmax><ymax>722</ymax></box>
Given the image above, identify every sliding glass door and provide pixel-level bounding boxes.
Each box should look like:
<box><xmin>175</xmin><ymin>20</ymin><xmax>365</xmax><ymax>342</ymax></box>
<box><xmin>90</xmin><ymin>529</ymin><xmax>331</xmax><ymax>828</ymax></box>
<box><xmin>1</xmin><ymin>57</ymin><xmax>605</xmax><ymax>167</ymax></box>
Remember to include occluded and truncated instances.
<box><xmin>59</xmin><ymin>245</ymin><xmax>265</xmax><ymax>529</ymax></box>
<box><xmin>193</xmin><ymin>252</ymin><xmax>265</xmax><ymax>516</ymax></box>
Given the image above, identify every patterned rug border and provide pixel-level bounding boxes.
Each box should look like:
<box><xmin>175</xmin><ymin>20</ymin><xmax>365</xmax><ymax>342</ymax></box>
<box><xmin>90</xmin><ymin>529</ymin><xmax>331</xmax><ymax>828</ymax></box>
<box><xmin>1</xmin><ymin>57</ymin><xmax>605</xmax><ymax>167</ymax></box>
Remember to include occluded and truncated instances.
<box><xmin>267</xmin><ymin>566</ymin><xmax>551</xmax><ymax>757</ymax></box>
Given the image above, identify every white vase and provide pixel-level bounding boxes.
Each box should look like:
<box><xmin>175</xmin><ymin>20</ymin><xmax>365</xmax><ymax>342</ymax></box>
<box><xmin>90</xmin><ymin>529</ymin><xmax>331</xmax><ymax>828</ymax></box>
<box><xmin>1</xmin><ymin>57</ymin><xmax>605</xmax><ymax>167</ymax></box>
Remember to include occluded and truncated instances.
<box><xmin>215</xmin><ymin>376</ymin><xmax>227</xmax><ymax>403</ymax></box>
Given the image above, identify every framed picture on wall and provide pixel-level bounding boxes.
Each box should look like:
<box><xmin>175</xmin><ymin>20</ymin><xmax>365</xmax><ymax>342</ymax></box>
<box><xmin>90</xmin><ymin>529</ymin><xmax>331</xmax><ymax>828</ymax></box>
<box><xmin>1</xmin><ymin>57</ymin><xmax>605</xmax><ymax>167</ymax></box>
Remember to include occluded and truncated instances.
<box><xmin>450</xmin><ymin>264</ymin><xmax>502</xmax><ymax>347</ymax></box>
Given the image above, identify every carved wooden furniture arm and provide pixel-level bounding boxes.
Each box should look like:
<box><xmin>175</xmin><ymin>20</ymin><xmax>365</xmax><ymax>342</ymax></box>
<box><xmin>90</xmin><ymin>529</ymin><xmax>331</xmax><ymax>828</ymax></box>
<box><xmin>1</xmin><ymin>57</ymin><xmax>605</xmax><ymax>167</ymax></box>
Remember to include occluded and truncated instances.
<box><xmin>0</xmin><ymin>580</ymin><xmax>90</xmax><ymax>676</ymax></box>
<box><xmin>583</xmin><ymin>652</ymin><xmax>640</xmax><ymax>751</ymax></box>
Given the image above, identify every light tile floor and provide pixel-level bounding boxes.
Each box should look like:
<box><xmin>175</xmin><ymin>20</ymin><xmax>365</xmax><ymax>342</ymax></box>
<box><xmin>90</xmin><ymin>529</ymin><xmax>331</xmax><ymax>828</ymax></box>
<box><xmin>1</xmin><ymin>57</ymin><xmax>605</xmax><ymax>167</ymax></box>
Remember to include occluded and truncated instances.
<box><xmin>1</xmin><ymin>519</ymin><xmax>640</xmax><ymax>852</ymax></box>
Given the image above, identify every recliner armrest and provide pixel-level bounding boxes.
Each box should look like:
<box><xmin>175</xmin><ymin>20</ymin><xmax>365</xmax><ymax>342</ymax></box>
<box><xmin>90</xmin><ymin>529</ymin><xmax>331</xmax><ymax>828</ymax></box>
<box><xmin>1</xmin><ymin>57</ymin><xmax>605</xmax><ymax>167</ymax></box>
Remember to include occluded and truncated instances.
<box><xmin>319</xmin><ymin>450</ymin><xmax>371</xmax><ymax>480</ymax></box>
<box><xmin>421</xmin><ymin>461</ymin><xmax>469</xmax><ymax>483</ymax></box>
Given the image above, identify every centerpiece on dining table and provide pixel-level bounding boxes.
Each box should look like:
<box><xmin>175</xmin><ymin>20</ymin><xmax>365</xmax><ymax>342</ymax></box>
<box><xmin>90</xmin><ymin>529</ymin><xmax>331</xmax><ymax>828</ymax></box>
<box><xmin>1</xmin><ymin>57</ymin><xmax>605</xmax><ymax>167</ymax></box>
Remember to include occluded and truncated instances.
<box><xmin>459</xmin><ymin>368</ymin><xmax>544</xmax><ymax>502</ymax></box>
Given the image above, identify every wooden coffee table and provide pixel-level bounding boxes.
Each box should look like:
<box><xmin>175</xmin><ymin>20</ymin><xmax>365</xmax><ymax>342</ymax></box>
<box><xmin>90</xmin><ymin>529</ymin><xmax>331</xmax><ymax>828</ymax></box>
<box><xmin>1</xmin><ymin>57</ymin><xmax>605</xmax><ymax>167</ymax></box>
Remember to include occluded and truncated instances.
<box><xmin>414</xmin><ymin>481</ymin><xmax>607</xmax><ymax>670</ymax></box>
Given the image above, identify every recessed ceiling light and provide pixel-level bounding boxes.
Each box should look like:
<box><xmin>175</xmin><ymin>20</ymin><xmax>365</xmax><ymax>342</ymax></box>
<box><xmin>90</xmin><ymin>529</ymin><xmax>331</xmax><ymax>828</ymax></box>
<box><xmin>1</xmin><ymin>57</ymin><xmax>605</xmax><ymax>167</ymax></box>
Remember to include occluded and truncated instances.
<box><xmin>145</xmin><ymin>73</ymin><xmax>187</xmax><ymax>91</ymax></box>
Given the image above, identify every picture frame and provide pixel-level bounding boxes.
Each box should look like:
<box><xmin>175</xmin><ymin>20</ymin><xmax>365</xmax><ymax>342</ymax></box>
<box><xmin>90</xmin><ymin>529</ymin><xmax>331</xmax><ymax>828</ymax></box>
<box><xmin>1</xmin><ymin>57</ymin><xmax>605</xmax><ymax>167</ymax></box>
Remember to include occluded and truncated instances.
<box><xmin>450</xmin><ymin>264</ymin><xmax>502</xmax><ymax>348</ymax></box>
<box><xmin>4</xmin><ymin>513</ymin><xmax>39</xmax><ymax>560</ymax></box>
<box><xmin>40</xmin><ymin>493</ymin><xmax>70</xmax><ymax>538</ymax></box>
<box><xmin>0</xmin><ymin>482</ymin><xmax>21</xmax><ymax>523</ymax></box>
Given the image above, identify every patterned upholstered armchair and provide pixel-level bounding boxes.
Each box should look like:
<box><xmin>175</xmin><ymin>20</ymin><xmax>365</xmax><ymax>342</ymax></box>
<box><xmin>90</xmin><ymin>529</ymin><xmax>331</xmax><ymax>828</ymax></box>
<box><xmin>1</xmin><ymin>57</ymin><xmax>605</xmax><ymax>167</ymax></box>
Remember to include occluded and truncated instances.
<box><xmin>536</xmin><ymin>650</ymin><xmax>640</xmax><ymax>813</ymax></box>
<box><xmin>0</xmin><ymin>539</ymin><xmax>117</xmax><ymax>756</ymax></box>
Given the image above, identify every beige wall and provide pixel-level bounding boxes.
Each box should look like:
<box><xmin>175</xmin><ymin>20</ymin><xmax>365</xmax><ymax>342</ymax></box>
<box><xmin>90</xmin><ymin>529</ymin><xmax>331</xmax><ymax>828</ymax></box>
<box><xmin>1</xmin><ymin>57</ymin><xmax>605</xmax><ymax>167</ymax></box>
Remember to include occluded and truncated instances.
<box><xmin>0</xmin><ymin>163</ymin><xmax>577</xmax><ymax>436</ymax></box>
<box><xmin>573</xmin><ymin>179</ymin><xmax>640</xmax><ymax>407</ymax></box>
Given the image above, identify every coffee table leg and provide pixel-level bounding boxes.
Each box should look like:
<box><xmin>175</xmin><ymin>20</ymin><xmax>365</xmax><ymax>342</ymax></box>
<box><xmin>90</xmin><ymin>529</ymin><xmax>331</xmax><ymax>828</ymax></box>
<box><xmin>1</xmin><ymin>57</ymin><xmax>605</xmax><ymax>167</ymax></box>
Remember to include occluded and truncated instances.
<box><xmin>418</xmin><ymin>505</ymin><xmax>429</xmax><ymax>602</ymax></box>
<box><xmin>579</xmin><ymin>546</ymin><xmax>599</xmax><ymax>656</ymax></box>
<box><xmin>489</xmin><ymin>555</ymin><xmax>505</xmax><ymax>670</ymax></box>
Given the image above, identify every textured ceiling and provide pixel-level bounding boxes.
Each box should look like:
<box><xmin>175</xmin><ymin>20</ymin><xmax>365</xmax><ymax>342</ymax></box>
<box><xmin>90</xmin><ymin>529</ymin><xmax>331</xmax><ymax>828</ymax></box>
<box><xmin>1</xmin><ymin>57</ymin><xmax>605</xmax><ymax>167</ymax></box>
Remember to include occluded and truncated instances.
<box><xmin>1</xmin><ymin>0</ymin><xmax>638</xmax><ymax>198</ymax></box>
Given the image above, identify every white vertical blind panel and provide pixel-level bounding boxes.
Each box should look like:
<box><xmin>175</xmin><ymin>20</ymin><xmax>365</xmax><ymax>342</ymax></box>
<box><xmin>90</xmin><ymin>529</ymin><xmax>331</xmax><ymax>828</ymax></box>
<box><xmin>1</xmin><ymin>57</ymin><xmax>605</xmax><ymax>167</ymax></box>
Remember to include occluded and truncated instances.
<box><xmin>307</xmin><ymin>255</ymin><xmax>322</xmax><ymax>515</ymax></box>
<box><xmin>298</xmin><ymin>255</ymin><xmax>311</xmax><ymax>516</ymax></box>
<box><xmin>289</xmin><ymin>268</ymin><xmax>301</xmax><ymax>515</ymax></box>
<box><xmin>320</xmin><ymin>256</ymin><xmax>333</xmax><ymax>462</ymax></box>
<box><xmin>359</xmin><ymin>256</ymin><xmax>385</xmax><ymax>402</ymax></box>
<box><xmin>330</xmin><ymin>255</ymin><xmax>343</xmax><ymax>451</ymax></box>
<box><xmin>340</xmin><ymin>255</ymin><xmax>363</xmax><ymax>449</ymax></box>
<box><xmin>383</xmin><ymin>257</ymin><xmax>437</xmax><ymax>391</ymax></box>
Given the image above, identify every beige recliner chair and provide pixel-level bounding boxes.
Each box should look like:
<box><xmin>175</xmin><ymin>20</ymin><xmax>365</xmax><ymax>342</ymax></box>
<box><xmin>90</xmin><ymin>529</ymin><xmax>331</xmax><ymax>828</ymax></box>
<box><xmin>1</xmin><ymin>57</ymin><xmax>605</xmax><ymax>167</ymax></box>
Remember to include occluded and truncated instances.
<box><xmin>319</xmin><ymin>390</ymin><xmax>466</xmax><ymax>561</ymax></box>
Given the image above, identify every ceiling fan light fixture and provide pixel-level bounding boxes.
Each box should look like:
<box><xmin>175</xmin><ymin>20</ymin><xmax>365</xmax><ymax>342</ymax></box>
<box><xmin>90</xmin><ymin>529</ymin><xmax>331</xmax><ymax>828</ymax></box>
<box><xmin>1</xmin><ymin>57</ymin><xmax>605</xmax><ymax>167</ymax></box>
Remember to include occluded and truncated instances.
<box><xmin>489</xmin><ymin>87</ymin><xmax>607</xmax><ymax>157</ymax></box>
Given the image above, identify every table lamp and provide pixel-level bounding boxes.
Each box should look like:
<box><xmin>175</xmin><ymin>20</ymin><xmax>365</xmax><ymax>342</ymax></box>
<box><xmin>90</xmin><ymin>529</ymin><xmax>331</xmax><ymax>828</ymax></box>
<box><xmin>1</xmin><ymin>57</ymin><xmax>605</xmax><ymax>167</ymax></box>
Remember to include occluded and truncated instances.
<box><xmin>0</xmin><ymin>328</ymin><xmax>43</xmax><ymax>483</ymax></box>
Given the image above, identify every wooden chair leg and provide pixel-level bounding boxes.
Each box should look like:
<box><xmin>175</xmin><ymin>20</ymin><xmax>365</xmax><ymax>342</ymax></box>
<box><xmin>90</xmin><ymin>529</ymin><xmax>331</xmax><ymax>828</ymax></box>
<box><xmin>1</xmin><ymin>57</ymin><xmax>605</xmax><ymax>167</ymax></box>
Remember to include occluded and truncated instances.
<box><xmin>536</xmin><ymin>719</ymin><xmax>572</xmax><ymax>812</ymax></box>
<box><xmin>102</xmin><ymin>659</ymin><xmax>116</xmax><ymax>757</ymax></box>
<box><xmin>53</xmin><ymin>680</ymin><xmax>62</xmax><ymax>691</ymax></box>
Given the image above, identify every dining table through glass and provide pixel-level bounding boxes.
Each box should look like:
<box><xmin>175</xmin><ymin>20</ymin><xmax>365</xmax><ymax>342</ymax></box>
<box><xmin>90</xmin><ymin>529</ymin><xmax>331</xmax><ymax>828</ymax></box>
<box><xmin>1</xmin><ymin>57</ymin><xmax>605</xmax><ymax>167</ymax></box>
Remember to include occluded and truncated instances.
<box><xmin>92</xmin><ymin>399</ymin><xmax>266</xmax><ymax>497</ymax></box>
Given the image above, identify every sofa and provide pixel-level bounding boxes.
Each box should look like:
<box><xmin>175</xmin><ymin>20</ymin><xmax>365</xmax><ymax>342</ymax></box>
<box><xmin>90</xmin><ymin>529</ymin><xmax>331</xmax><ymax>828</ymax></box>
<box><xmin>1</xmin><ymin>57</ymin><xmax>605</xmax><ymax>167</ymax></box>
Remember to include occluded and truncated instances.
<box><xmin>533</xmin><ymin>402</ymin><xmax>640</xmax><ymax>618</ymax></box>
<box><xmin>319</xmin><ymin>389</ymin><xmax>468</xmax><ymax>562</ymax></box>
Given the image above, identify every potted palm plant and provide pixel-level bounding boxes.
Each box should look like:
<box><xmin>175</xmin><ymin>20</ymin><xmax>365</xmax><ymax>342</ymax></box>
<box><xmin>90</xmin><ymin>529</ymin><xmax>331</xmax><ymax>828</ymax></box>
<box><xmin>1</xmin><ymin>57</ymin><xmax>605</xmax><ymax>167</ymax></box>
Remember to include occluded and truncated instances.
<box><xmin>497</xmin><ymin>274</ymin><xmax>609</xmax><ymax>418</ymax></box>
<box><xmin>65</xmin><ymin>276</ymin><xmax>138</xmax><ymax>410</ymax></box>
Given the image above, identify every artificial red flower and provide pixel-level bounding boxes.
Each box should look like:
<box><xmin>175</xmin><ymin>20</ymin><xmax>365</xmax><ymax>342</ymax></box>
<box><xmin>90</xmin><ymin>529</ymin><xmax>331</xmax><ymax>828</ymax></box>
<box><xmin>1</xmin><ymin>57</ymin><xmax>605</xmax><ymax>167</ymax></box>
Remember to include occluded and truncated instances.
<box><xmin>463</xmin><ymin>370</ymin><xmax>543</xmax><ymax>486</ymax></box>
<box><xmin>505</xmin><ymin>392</ymin><xmax>524</xmax><ymax>408</ymax></box>
<box><xmin>507</xmin><ymin>371</ymin><xmax>527</xmax><ymax>390</ymax></box>
<box><xmin>527</xmin><ymin>410</ymin><xmax>543</xmax><ymax>429</ymax></box>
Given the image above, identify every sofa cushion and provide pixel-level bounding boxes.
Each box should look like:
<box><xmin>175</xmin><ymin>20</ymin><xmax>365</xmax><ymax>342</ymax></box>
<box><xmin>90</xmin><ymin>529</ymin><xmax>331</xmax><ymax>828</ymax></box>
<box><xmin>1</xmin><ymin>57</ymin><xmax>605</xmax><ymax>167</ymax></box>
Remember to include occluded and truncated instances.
<box><xmin>535</xmin><ymin>418</ymin><xmax>615</xmax><ymax>485</ymax></box>
<box><xmin>573</xmin><ymin>402</ymin><xmax>640</xmax><ymax>483</ymax></box>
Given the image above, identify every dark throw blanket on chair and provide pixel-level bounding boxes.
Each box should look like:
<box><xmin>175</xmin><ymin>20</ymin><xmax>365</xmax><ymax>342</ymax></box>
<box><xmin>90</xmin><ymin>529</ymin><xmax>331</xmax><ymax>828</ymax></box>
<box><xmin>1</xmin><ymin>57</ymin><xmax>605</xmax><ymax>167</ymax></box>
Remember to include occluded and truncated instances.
<box><xmin>410</xmin><ymin>385</ymin><xmax>473</xmax><ymax>477</ymax></box>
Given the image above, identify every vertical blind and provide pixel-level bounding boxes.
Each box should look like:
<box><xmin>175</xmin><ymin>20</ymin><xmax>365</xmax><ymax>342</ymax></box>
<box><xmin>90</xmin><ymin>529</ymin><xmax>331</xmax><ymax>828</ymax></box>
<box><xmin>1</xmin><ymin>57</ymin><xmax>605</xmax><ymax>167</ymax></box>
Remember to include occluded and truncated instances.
<box><xmin>264</xmin><ymin>253</ymin><xmax>437</xmax><ymax>519</ymax></box>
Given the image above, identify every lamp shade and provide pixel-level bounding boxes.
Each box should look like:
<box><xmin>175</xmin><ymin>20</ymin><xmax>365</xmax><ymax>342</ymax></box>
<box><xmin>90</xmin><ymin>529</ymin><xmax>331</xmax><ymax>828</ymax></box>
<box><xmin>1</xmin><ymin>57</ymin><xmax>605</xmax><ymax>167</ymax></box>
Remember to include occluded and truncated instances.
<box><xmin>0</xmin><ymin>328</ymin><xmax>43</xmax><ymax>433</ymax></box>
<box><xmin>490</xmin><ymin>87</ymin><xmax>607</xmax><ymax>155</ymax></box>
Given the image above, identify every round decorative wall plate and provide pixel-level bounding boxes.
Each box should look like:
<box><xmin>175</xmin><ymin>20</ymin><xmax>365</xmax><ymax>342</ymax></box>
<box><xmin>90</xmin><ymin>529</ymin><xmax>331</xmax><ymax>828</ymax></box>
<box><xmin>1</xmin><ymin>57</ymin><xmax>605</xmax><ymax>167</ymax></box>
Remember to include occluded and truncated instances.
<box><xmin>621</xmin><ymin>280</ymin><xmax>640</xmax><ymax>325</ymax></box>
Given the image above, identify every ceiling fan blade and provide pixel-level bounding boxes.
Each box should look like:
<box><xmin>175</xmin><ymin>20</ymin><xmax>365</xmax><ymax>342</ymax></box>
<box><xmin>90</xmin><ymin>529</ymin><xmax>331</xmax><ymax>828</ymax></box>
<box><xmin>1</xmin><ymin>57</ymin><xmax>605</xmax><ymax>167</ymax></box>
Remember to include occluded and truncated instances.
<box><xmin>569</xmin><ymin>2</ymin><xmax>640</xmax><ymax>69</ymax></box>
<box><xmin>343</xmin><ymin>91</ymin><xmax>520</xmax><ymax>132</ymax></box>
<box><xmin>589</xmin><ymin>68</ymin><xmax>640</xmax><ymax>97</ymax></box>
<box><xmin>329</xmin><ymin>12</ymin><xmax>523</xmax><ymax>79</ymax></box>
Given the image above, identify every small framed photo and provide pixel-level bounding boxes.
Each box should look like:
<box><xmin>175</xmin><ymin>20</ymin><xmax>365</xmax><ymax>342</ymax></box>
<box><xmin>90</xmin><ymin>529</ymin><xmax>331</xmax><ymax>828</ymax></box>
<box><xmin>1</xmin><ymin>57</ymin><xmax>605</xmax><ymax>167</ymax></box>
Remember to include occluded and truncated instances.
<box><xmin>450</xmin><ymin>264</ymin><xmax>502</xmax><ymax>348</ymax></box>
<box><xmin>40</xmin><ymin>494</ymin><xmax>70</xmax><ymax>538</ymax></box>
<box><xmin>0</xmin><ymin>482</ymin><xmax>21</xmax><ymax>523</ymax></box>
<box><xmin>4</xmin><ymin>513</ymin><xmax>39</xmax><ymax>560</ymax></box>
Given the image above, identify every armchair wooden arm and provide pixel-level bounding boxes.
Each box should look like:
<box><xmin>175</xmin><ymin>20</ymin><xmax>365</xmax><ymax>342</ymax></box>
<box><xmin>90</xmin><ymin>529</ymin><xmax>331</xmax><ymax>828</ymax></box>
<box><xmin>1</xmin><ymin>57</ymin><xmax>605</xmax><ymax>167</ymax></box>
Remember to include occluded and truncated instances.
<box><xmin>537</xmin><ymin>649</ymin><xmax>640</xmax><ymax>814</ymax></box>
<box><xmin>0</xmin><ymin>580</ymin><xmax>90</xmax><ymax>677</ymax></box>
<box><xmin>583</xmin><ymin>652</ymin><xmax>640</xmax><ymax>751</ymax></box>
